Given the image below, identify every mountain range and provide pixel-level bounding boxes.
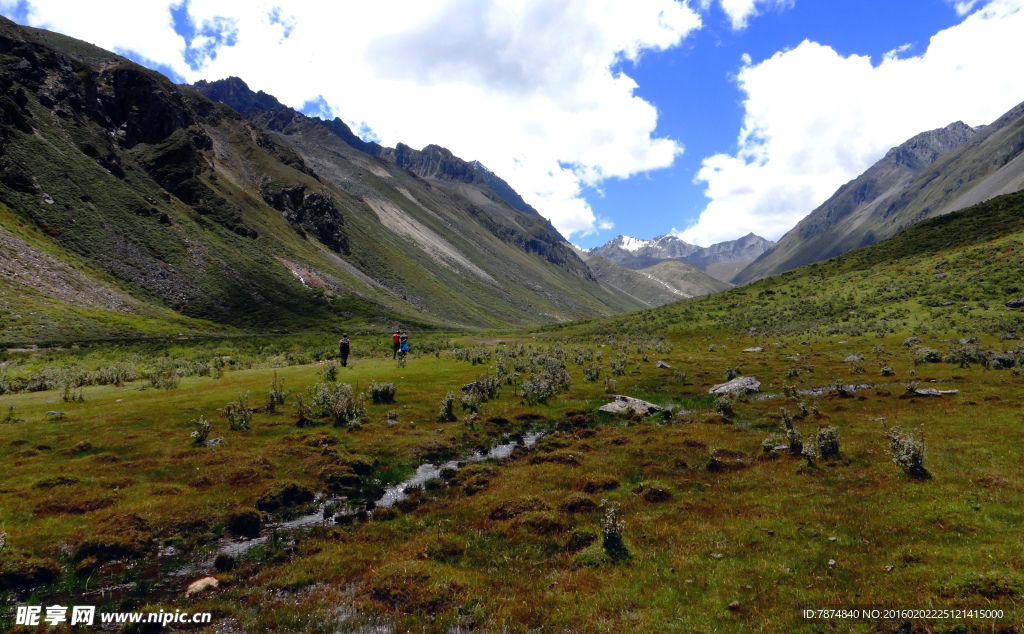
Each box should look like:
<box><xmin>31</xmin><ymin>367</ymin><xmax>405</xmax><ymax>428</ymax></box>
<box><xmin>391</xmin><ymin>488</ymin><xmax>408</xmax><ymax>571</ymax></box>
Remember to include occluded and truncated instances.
<box><xmin>0</xmin><ymin>17</ymin><xmax>660</xmax><ymax>342</ymax></box>
<box><xmin>586</xmin><ymin>232</ymin><xmax>775</xmax><ymax>282</ymax></box>
<box><xmin>737</xmin><ymin>102</ymin><xmax>1024</xmax><ymax>283</ymax></box>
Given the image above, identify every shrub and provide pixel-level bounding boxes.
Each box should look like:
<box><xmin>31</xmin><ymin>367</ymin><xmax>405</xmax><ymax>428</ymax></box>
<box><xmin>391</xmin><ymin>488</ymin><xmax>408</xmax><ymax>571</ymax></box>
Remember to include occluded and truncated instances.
<box><xmin>369</xmin><ymin>381</ymin><xmax>397</xmax><ymax>404</ymax></box>
<box><xmin>911</xmin><ymin>346</ymin><xmax>942</xmax><ymax>365</ymax></box>
<box><xmin>603</xmin><ymin>376</ymin><xmax>616</xmax><ymax>394</ymax></box>
<box><xmin>224</xmin><ymin>393</ymin><xmax>252</xmax><ymax>431</ymax></box>
<box><xmin>714</xmin><ymin>394</ymin><xmax>735</xmax><ymax>418</ymax></box>
<box><xmin>762</xmin><ymin>433</ymin><xmax>786</xmax><ymax>453</ymax></box>
<box><xmin>293</xmin><ymin>393</ymin><xmax>309</xmax><ymax>426</ymax></box>
<box><xmin>266</xmin><ymin>372</ymin><xmax>289</xmax><ymax>412</ymax></box>
<box><xmin>780</xmin><ymin>407</ymin><xmax>802</xmax><ymax>456</ymax></box>
<box><xmin>321</xmin><ymin>362</ymin><xmax>338</xmax><ymax>382</ymax></box>
<box><xmin>883</xmin><ymin>423</ymin><xmax>928</xmax><ymax>478</ymax></box>
<box><xmin>571</xmin><ymin>346</ymin><xmax>595</xmax><ymax>365</ymax></box>
<box><xmin>879</xmin><ymin>366</ymin><xmax>895</xmax><ymax>376</ymax></box>
<box><xmin>599</xmin><ymin>500</ymin><xmax>629</xmax><ymax>561</ymax></box>
<box><xmin>460</xmin><ymin>391</ymin><xmax>481</xmax><ymax>412</ymax></box>
<box><xmin>609</xmin><ymin>356</ymin><xmax>627</xmax><ymax>376</ymax></box>
<box><xmin>943</xmin><ymin>344</ymin><xmax>988</xmax><ymax>368</ymax></box>
<box><xmin>582</xmin><ymin>363</ymin><xmax>601</xmax><ymax>382</ymax></box>
<box><xmin>829</xmin><ymin>378</ymin><xmax>849</xmax><ymax>397</ymax></box>
<box><xmin>190</xmin><ymin>416</ymin><xmax>212</xmax><ymax>446</ymax></box>
<box><xmin>521</xmin><ymin>356</ymin><xmax>572</xmax><ymax>405</ymax></box>
<box><xmin>815</xmin><ymin>426</ymin><xmax>840</xmax><ymax>459</ymax></box>
<box><xmin>308</xmin><ymin>382</ymin><xmax>364</xmax><ymax>426</ymax></box>
<box><xmin>436</xmin><ymin>392</ymin><xmax>457</xmax><ymax>422</ymax></box>
<box><xmin>989</xmin><ymin>351</ymin><xmax>1016</xmax><ymax>369</ymax></box>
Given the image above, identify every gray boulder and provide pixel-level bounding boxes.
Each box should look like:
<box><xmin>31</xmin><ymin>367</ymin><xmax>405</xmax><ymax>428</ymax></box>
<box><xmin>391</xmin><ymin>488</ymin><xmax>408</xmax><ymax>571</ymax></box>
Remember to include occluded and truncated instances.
<box><xmin>708</xmin><ymin>376</ymin><xmax>760</xmax><ymax>396</ymax></box>
<box><xmin>903</xmin><ymin>337</ymin><xmax>922</xmax><ymax>347</ymax></box>
<box><xmin>906</xmin><ymin>387</ymin><xmax>959</xmax><ymax>397</ymax></box>
<box><xmin>844</xmin><ymin>355</ymin><xmax>862</xmax><ymax>363</ymax></box>
<box><xmin>655</xmin><ymin>360</ymin><xmax>672</xmax><ymax>369</ymax></box>
<box><xmin>742</xmin><ymin>347</ymin><xmax>764</xmax><ymax>353</ymax></box>
<box><xmin>599</xmin><ymin>395</ymin><xmax>662</xmax><ymax>416</ymax></box>
<box><xmin>1005</xmin><ymin>298</ymin><xmax>1024</xmax><ymax>309</ymax></box>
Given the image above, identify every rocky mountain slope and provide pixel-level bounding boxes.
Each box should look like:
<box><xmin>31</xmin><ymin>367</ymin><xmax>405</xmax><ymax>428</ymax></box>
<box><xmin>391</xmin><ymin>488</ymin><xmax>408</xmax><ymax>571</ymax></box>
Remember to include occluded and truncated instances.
<box><xmin>0</xmin><ymin>17</ymin><xmax>643</xmax><ymax>342</ymax></box>
<box><xmin>736</xmin><ymin>104</ymin><xmax>1024</xmax><ymax>283</ymax></box>
<box><xmin>587</xmin><ymin>233</ymin><xmax>774</xmax><ymax>281</ymax></box>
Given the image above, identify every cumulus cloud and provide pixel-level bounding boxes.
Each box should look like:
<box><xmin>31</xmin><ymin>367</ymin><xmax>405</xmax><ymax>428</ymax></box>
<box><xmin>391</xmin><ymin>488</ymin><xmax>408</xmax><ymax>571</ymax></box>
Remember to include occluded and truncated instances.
<box><xmin>679</xmin><ymin>0</ymin><xmax>1024</xmax><ymax>246</ymax></box>
<box><xmin>12</xmin><ymin>0</ymin><xmax>700</xmax><ymax>239</ymax></box>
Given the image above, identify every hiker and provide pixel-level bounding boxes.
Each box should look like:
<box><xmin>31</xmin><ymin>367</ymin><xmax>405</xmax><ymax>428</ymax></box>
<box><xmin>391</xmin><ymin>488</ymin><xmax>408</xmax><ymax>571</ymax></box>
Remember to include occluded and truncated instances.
<box><xmin>399</xmin><ymin>331</ymin><xmax>409</xmax><ymax>360</ymax></box>
<box><xmin>392</xmin><ymin>329</ymin><xmax>400</xmax><ymax>359</ymax></box>
<box><xmin>338</xmin><ymin>333</ymin><xmax>350</xmax><ymax>367</ymax></box>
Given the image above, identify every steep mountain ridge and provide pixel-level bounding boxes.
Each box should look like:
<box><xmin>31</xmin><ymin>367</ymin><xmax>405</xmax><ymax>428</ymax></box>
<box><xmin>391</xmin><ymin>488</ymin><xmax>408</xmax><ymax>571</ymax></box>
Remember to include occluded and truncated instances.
<box><xmin>735</xmin><ymin>104</ymin><xmax>1024</xmax><ymax>283</ymax></box>
<box><xmin>192</xmin><ymin>78</ymin><xmax>565</xmax><ymax>230</ymax></box>
<box><xmin>0</xmin><ymin>17</ymin><xmax>643</xmax><ymax>342</ymax></box>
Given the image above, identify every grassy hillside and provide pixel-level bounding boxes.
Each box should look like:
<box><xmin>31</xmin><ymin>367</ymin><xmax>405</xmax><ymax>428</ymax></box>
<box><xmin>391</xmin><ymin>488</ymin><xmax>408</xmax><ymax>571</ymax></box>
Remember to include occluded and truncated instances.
<box><xmin>1</xmin><ymin>191</ymin><xmax>1023</xmax><ymax>631</ymax></box>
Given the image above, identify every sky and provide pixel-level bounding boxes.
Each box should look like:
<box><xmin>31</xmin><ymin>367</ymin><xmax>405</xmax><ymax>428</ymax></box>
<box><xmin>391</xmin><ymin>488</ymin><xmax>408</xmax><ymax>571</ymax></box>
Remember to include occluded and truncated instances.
<box><xmin>2</xmin><ymin>0</ymin><xmax>1024</xmax><ymax>248</ymax></box>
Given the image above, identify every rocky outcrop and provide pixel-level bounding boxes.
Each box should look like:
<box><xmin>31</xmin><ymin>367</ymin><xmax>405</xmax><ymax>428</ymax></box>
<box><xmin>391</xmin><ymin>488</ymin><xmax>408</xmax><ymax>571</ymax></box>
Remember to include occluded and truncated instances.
<box><xmin>260</xmin><ymin>180</ymin><xmax>348</xmax><ymax>253</ymax></box>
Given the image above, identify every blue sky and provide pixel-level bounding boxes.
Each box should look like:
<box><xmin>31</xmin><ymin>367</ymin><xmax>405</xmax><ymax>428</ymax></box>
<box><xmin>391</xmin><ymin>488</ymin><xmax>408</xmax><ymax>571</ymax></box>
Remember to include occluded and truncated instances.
<box><xmin>587</xmin><ymin>0</ymin><xmax>972</xmax><ymax>247</ymax></box>
<box><xmin>4</xmin><ymin>0</ymin><xmax>1024</xmax><ymax>247</ymax></box>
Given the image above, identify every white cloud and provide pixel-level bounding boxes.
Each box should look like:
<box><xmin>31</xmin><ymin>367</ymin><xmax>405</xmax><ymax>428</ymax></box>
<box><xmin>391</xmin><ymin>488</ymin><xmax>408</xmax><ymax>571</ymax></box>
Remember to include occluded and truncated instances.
<box><xmin>13</xmin><ymin>0</ymin><xmax>700</xmax><ymax>239</ymax></box>
<box><xmin>949</xmin><ymin>0</ymin><xmax>984</xmax><ymax>16</ymax></box>
<box><xmin>710</xmin><ymin>0</ymin><xmax>794</xmax><ymax>30</ymax></box>
<box><xmin>680</xmin><ymin>0</ymin><xmax>1024</xmax><ymax>246</ymax></box>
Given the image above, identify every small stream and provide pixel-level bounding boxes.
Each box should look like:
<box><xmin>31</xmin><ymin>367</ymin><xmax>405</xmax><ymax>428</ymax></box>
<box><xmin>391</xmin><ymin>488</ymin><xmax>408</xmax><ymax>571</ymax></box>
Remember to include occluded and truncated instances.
<box><xmin>216</xmin><ymin>431</ymin><xmax>545</xmax><ymax>559</ymax></box>
<box><xmin>751</xmin><ymin>383</ymin><xmax>874</xmax><ymax>401</ymax></box>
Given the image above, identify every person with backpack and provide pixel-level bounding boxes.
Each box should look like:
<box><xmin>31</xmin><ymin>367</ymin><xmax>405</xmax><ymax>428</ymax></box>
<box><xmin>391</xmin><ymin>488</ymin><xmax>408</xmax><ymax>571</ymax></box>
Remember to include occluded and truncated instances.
<box><xmin>392</xmin><ymin>329</ymin><xmax>400</xmax><ymax>359</ymax></box>
<box><xmin>338</xmin><ymin>334</ymin><xmax>350</xmax><ymax>367</ymax></box>
<box><xmin>399</xmin><ymin>331</ymin><xmax>409</xmax><ymax>359</ymax></box>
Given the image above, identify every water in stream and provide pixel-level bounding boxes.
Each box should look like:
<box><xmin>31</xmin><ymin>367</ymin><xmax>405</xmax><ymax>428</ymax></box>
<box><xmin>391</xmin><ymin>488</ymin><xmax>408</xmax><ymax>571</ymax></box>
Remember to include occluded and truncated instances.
<box><xmin>217</xmin><ymin>431</ymin><xmax>545</xmax><ymax>559</ymax></box>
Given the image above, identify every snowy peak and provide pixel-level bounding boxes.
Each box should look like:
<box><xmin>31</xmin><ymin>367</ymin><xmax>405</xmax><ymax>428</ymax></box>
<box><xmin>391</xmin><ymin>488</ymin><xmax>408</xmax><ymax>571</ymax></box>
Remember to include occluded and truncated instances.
<box><xmin>614</xmin><ymin>235</ymin><xmax>653</xmax><ymax>252</ymax></box>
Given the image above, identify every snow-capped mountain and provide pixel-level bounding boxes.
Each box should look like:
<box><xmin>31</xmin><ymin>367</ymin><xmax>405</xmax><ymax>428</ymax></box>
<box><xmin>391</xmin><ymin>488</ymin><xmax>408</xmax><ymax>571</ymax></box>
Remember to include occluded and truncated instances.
<box><xmin>586</xmin><ymin>233</ymin><xmax>774</xmax><ymax>276</ymax></box>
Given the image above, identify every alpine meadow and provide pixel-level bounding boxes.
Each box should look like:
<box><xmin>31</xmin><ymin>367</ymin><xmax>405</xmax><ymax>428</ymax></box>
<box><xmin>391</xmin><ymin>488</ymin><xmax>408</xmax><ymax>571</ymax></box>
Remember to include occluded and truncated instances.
<box><xmin>2</xmin><ymin>10</ymin><xmax>1024</xmax><ymax>634</ymax></box>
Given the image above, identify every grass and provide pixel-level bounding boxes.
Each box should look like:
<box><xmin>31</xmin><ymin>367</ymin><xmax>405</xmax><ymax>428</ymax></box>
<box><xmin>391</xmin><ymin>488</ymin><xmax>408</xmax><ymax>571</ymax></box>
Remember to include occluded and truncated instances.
<box><xmin>1</xmin><ymin>315</ymin><xmax>1023</xmax><ymax>630</ymax></box>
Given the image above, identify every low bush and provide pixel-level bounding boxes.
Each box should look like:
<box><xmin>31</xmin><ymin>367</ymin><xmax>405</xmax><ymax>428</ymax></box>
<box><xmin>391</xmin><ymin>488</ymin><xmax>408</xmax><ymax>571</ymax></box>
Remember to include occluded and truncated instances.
<box><xmin>369</xmin><ymin>381</ymin><xmax>397</xmax><ymax>404</ymax></box>
<box><xmin>883</xmin><ymin>423</ymin><xmax>929</xmax><ymax>479</ymax></box>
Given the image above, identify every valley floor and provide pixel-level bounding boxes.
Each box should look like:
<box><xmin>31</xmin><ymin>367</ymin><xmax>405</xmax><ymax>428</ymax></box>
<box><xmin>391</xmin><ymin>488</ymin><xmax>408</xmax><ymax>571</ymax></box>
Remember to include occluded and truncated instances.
<box><xmin>1</xmin><ymin>327</ymin><xmax>1021</xmax><ymax>632</ymax></box>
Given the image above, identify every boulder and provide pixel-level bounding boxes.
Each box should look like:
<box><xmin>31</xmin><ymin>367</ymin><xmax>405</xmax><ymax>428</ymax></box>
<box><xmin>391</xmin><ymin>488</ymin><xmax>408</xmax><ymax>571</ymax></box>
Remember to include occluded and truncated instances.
<box><xmin>708</xmin><ymin>376</ymin><xmax>760</xmax><ymax>396</ymax></box>
<box><xmin>599</xmin><ymin>395</ymin><xmax>662</xmax><ymax>416</ymax></box>
<box><xmin>903</xmin><ymin>337</ymin><xmax>922</xmax><ymax>347</ymax></box>
<box><xmin>655</xmin><ymin>360</ymin><xmax>672</xmax><ymax>369</ymax></box>
<box><xmin>844</xmin><ymin>355</ymin><xmax>862</xmax><ymax>363</ymax></box>
<box><xmin>461</xmin><ymin>381</ymin><xmax>483</xmax><ymax>394</ymax></box>
<box><xmin>742</xmin><ymin>347</ymin><xmax>764</xmax><ymax>353</ymax></box>
<box><xmin>1005</xmin><ymin>298</ymin><xmax>1024</xmax><ymax>309</ymax></box>
<box><xmin>905</xmin><ymin>388</ymin><xmax>959</xmax><ymax>398</ymax></box>
<box><xmin>185</xmin><ymin>576</ymin><xmax>219</xmax><ymax>597</ymax></box>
